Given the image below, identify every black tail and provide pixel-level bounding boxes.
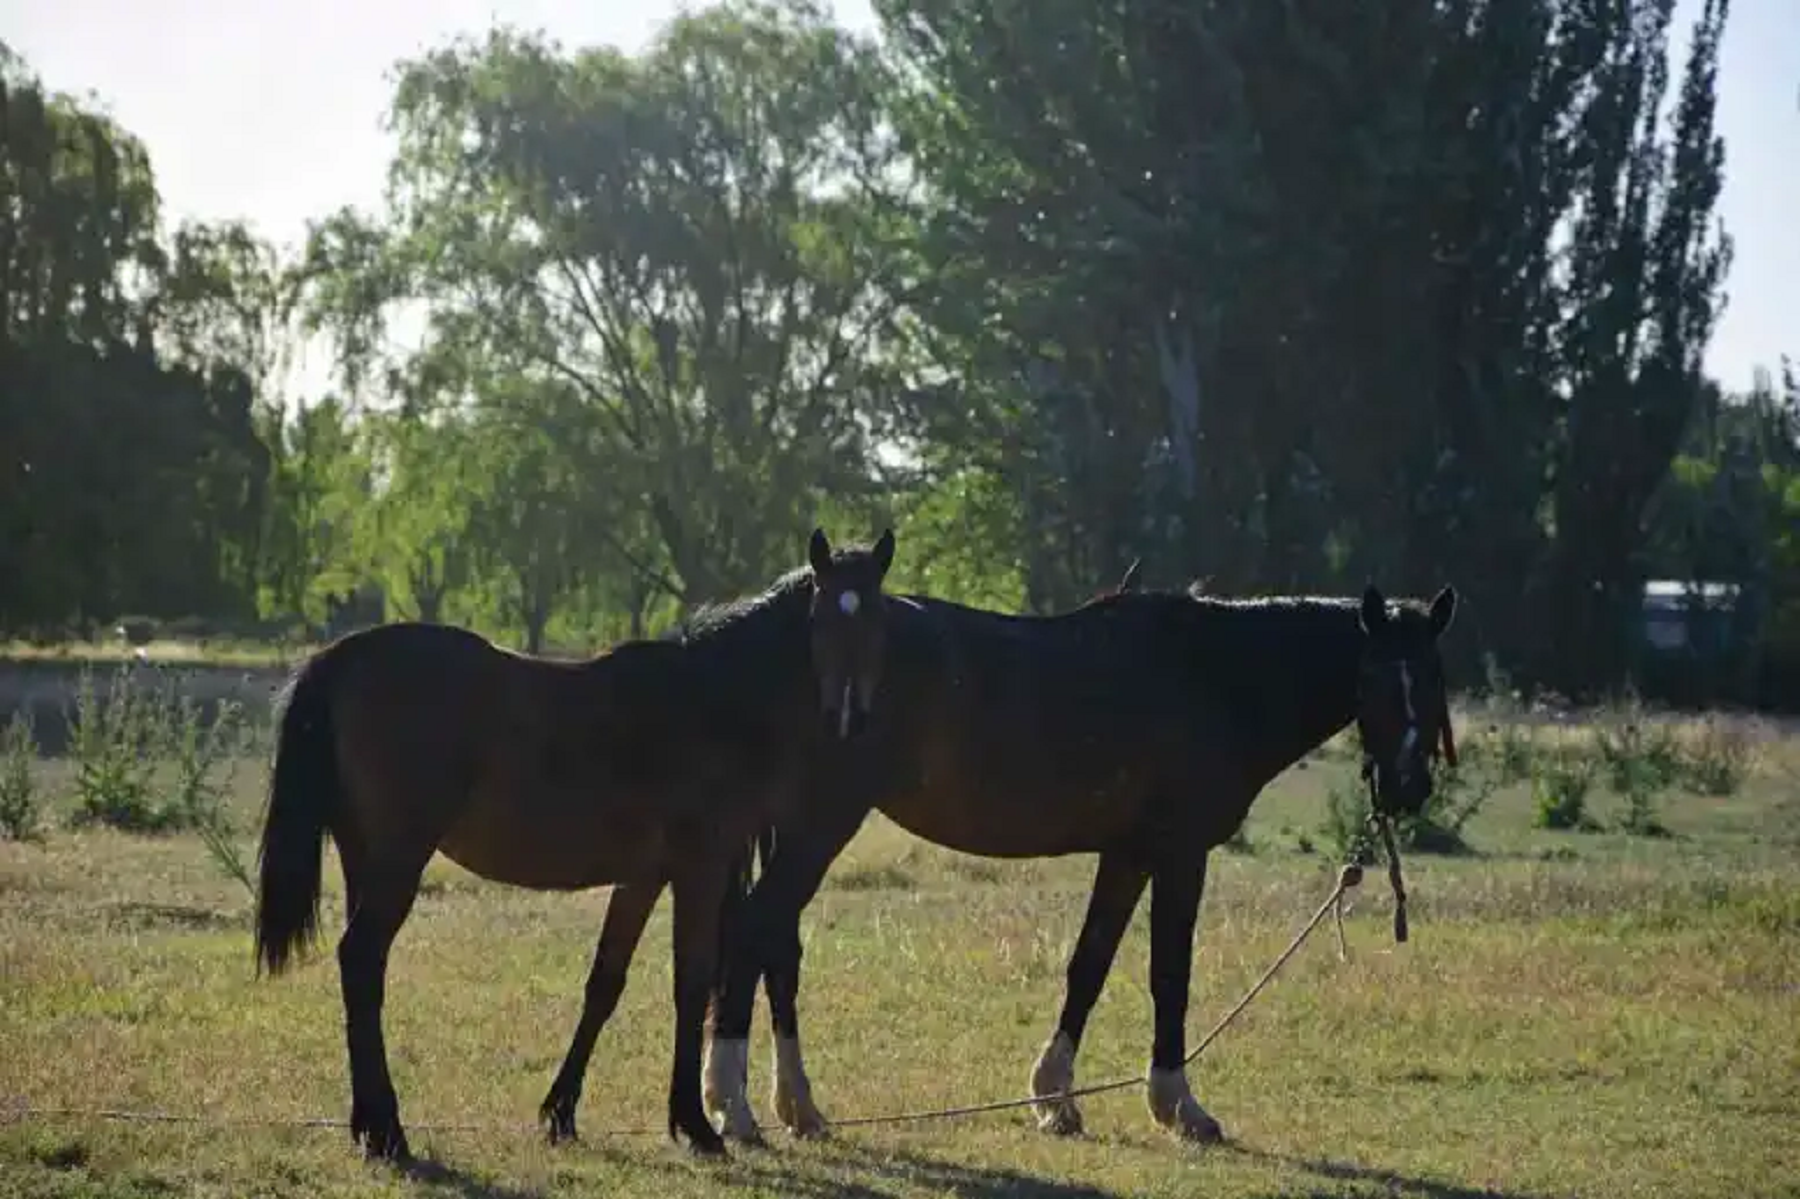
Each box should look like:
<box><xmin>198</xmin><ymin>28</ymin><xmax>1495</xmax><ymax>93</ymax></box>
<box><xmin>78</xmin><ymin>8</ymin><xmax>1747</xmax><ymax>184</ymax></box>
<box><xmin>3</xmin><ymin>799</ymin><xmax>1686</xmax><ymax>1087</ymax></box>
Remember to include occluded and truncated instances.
<box><xmin>711</xmin><ymin>825</ymin><xmax>777</xmax><ymax>1010</ymax></box>
<box><xmin>254</xmin><ymin>651</ymin><xmax>344</xmax><ymax>977</ymax></box>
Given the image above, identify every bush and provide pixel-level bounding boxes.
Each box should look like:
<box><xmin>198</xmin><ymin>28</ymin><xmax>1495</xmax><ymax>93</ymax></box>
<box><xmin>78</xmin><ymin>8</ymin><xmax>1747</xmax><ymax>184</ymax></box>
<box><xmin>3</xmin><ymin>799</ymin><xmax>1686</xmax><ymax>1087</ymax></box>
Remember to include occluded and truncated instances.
<box><xmin>1318</xmin><ymin>754</ymin><xmax>1492</xmax><ymax>860</ymax></box>
<box><xmin>64</xmin><ymin>667</ymin><xmax>253</xmax><ymax>849</ymax></box>
<box><xmin>1593</xmin><ymin>701</ymin><xmax>1680</xmax><ymax>837</ymax></box>
<box><xmin>1408</xmin><ymin>757</ymin><xmax>1498</xmax><ymax>854</ymax></box>
<box><xmin>66</xmin><ymin>667</ymin><xmax>169</xmax><ymax>833</ymax></box>
<box><xmin>0</xmin><ymin>711</ymin><xmax>42</xmax><ymax>842</ymax></box>
<box><xmin>1486</xmin><ymin>719</ymin><xmax>1540</xmax><ymax>784</ymax></box>
<box><xmin>1593</xmin><ymin>710</ymin><xmax>1682</xmax><ymax>795</ymax></box>
<box><xmin>1532</xmin><ymin>745</ymin><xmax>1601</xmax><ymax>832</ymax></box>
<box><xmin>168</xmin><ymin>695</ymin><xmax>255</xmax><ymax>893</ymax></box>
<box><xmin>1677</xmin><ymin>715</ymin><xmax>1754</xmax><ymax>796</ymax></box>
<box><xmin>1320</xmin><ymin>779</ymin><xmax>1376</xmax><ymax>864</ymax></box>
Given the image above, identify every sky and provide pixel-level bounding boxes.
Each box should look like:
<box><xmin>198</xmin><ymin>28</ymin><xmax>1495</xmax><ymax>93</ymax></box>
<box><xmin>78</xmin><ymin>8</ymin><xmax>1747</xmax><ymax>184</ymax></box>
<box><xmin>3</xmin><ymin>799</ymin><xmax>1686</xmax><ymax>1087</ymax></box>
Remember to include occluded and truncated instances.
<box><xmin>3</xmin><ymin>0</ymin><xmax>1793</xmax><ymax>396</ymax></box>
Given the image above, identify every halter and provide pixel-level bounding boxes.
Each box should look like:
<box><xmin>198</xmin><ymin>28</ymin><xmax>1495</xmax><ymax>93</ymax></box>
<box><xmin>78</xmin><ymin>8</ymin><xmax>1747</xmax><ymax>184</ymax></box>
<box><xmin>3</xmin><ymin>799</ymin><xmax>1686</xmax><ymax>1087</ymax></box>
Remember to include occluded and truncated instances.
<box><xmin>1354</xmin><ymin>664</ymin><xmax>1458</xmax><ymax>947</ymax></box>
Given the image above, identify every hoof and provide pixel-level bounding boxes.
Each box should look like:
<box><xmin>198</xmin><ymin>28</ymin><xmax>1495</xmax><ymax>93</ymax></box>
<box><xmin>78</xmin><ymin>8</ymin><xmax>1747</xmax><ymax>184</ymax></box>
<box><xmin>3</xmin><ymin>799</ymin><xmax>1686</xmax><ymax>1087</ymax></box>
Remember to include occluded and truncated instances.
<box><xmin>1147</xmin><ymin>1068</ymin><xmax>1224</xmax><ymax>1145</ymax></box>
<box><xmin>683</xmin><ymin>1126</ymin><xmax>729</xmax><ymax>1158</ymax></box>
<box><xmin>770</xmin><ymin>1036</ymin><xmax>829</xmax><ymax>1139</ymax></box>
<box><xmin>704</xmin><ymin>1037</ymin><xmax>762</xmax><ymax>1143</ymax></box>
<box><xmin>539</xmin><ymin>1092</ymin><xmax>580</xmax><ymax>1145</ymax></box>
<box><xmin>772</xmin><ymin>1088</ymin><xmax>830</xmax><ymax>1140</ymax></box>
<box><xmin>715</xmin><ymin>1104</ymin><xmax>766</xmax><ymax>1146</ymax></box>
<box><xmin>1029</xmin><ymin>1031</ymin><xmax>1082</xmax><ymax>1137</ymax></box>
<box><xmin>1164</xmin><ymin>1104</ymin><xmax>1223</xmax><ymax>1144</ymax></box>
<box><xmin>350</xmin><ymin>1096</ymin><xmax>411</xmax><ymax>1164</ymax></box>
<box><xmin>352</xmin><ymin>1116</ymin><xmax>412</xmax><ymax>1164</ymax></box>
<box><xmin>1035</xmin><ymin>1100</ymin><xmax>1084</xmax><ymax>1138</ymax></box>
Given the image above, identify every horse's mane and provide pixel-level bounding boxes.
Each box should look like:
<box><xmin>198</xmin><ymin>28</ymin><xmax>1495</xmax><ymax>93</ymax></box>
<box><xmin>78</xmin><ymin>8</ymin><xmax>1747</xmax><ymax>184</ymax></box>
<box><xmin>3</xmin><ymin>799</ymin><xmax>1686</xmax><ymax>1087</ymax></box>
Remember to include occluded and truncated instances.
<box><xmin>673</xmin><ymin>565</ymin><xmax>813</xmax><ymax>645</ymax></box>
<box><xmin>1178</xmin><ymin>581</ymin><xmax>1438</xmax><ymax>625</ymax></box>
<box><xmin>1081</xmin><ymin>582</ymin><xmax>1438</xmax><ymax>656</ymax></box>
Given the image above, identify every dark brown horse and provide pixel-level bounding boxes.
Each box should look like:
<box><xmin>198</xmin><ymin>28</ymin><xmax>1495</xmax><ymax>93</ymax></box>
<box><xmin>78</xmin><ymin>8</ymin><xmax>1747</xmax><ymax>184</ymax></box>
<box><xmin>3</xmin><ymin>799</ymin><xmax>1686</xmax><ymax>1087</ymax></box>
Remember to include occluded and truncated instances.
<box><xmin>704</xmin><ymin>581</ymin><xmax>1457</xmax><ymax>1145</ymax></box>
<box><xmin>252</xmin><ymin>528</ymin><xmax>896</xmax><ymax>1161</ymax></box>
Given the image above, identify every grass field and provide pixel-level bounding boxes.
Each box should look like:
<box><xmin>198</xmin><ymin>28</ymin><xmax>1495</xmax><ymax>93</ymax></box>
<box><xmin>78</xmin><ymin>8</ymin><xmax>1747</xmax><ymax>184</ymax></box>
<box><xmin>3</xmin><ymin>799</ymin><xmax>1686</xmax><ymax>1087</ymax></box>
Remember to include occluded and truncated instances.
<box><xmin>3</xmin><ymin>705</ymin><xmax>1799</xmax><ymax>1199</ymax></box>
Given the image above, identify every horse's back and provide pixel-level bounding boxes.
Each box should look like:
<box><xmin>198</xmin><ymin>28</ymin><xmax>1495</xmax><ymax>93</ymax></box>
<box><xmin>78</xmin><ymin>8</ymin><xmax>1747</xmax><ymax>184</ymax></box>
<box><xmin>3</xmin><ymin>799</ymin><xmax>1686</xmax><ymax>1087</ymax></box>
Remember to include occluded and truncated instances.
<box><xmin>867</xmin><ymin>598</ymin><xmax>1203</xmax><ymax>855</ymax></box>
<box><xmin>310</xmin><ymin>624</ymin><xmax>516</xmax><ymax>860</ymax></box>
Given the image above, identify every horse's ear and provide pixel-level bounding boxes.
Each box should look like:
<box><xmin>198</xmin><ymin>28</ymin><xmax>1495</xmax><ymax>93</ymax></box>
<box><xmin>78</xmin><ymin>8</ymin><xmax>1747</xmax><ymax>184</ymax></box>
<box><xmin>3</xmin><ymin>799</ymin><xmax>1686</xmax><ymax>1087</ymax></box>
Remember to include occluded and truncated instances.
<box><xmin>1429</xmin><ymin>585</ymin><xmax>1458</xmax><ymax>637</ymax></box>
<box><xmin>871</xmin><ymin>527</ymin><xmax>896</xmax><ymax>577</ymax></box>
<box><xmin>1359</xmin><ymin>584</ymin><xmax>1388</xmax><ymax>634</ymax></box>
<box><xmin>1118</xmin><ymin>558</ymin><xmax>1142</xmax><ymax>594</ymax></box>
<box><xmin>809</xmin><ymin>527</ymin><xmax>833</xmax><ymax>578</ymax></box>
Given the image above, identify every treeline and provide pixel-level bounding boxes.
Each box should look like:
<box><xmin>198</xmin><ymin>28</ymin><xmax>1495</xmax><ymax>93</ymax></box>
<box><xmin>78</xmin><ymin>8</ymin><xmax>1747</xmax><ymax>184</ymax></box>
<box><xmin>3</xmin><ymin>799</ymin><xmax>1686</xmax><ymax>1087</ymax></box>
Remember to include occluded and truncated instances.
<box><xmin>2</xmin><ymin>2</ymin><xmax>1796</xmax><ymax>704</ymax></box>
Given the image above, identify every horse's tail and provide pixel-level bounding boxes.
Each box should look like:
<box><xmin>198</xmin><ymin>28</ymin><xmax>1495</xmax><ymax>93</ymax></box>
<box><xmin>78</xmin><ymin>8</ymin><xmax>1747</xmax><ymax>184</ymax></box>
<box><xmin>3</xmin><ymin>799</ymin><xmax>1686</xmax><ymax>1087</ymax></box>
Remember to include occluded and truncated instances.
<box><xmin>254</xmin><ymin>648</ymin><xmax>345</xmax><ymax>978</ymax></box>
<box><xmin>711</xmin><ymin>824</ymin><xmax>777</xmax><ymax>1017</ymax></box>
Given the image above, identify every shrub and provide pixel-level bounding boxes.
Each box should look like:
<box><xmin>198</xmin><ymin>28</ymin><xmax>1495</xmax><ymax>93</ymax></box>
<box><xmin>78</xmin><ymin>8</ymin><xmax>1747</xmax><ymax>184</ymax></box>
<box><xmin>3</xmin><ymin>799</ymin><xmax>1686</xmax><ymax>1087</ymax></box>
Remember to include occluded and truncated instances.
<box><xmin>66</xmin><ymin>667</ymin><xmax>168</xmax><ymax>833</ymax></box>
<box><xmin>0</xmin><ymin>711</ymin><xmax>42</xmax><ymax>842</ymax></box>
<box><xmin>1486</xmin><ymin>719</ymin><xmax>1540</xmax><ymax>784</ymax></box>
<box><xmin>1677</xmin><ymin>715</ymin><xmax>1754</xmax><ymax>796</ymax></box>
<box><xmin>169</xmin><ymin>696</ymin><xmax>256</xmax><ymax>893</ymax></box>
<box><xmin>1593</xmin><ymin>700</ymin><xmax>1680</xmax><ymax>838</ymax></box>
<box><xmin>1318</xmin><ymin>755</ymin><xmax>1490</xmax><ymax>860</ymax></box>
<box><xmin>1532</xmin><ymin>745</ymin><xmax>1600</xmax><ymax>832</ymax></box>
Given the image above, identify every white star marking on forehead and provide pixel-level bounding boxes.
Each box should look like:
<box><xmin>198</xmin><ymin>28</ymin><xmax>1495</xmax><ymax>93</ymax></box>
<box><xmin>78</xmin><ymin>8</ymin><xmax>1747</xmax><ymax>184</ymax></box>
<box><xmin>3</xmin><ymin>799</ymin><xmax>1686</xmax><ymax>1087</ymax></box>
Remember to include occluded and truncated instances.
<box><xmin>838</xmin><ymin>590</ymin><xmax>860</xmax><ymax>616</ymax></box>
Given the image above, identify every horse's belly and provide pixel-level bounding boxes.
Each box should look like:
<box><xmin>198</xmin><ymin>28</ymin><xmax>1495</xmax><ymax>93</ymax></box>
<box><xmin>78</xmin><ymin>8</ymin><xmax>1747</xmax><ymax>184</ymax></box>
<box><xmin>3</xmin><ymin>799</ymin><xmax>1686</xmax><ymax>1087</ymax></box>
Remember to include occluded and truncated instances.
<box><xmin>438</xmin><ymin>796</ymin><xmax>659</xmax><ymax>890</ymax></box>
<box><xmin>882</xmin><ymin>763</ymin><xmax>1139</xmax><ymax>859</ymax></box>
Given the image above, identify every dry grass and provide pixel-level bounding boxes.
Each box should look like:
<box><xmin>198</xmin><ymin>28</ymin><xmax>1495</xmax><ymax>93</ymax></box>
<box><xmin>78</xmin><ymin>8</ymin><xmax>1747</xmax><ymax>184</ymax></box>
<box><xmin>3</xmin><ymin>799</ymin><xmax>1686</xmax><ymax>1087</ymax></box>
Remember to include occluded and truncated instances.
<box><xmin>3</xmin><ymin>718</ymin><xmax>1799</xmax><ymax>1198</ymax></box>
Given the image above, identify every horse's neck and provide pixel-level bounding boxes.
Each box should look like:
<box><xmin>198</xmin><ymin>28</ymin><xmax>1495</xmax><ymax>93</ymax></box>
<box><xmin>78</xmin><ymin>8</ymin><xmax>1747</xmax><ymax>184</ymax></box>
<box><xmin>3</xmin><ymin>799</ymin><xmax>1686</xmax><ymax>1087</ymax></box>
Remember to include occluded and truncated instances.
<box><xmin>1197</xmin><ymin>607</ymin><xmax>1362</xmax><ymax>785</ymax></box>
<box><xmin>687</xmin><ymin>590</ymin><xmax>811</xmax><ymax>689</ymax></box>
<box><xmin>1263</xmin><ymin>670</ymin><xmax>1357</xmax><ymax>776</ymax></box>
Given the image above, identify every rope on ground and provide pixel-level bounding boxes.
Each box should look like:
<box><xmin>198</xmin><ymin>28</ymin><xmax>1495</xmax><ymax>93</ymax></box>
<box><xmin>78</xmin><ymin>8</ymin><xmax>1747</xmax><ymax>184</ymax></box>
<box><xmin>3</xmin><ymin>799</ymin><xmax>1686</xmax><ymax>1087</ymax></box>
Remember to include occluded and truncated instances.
<box><xmin>828</xmin><ymin>860</ymin><xmax>1363</xmax><ymax>1127</ymax></box>
<box><xmin>3</xmin><ymin>863</ymin><xmax>1366</xmax><ymax>1139</ymax></box>
<box><xmin>0</xmin><ymin>1101</ymin><xmax>664</xmax><ymax>1138</ymax></box>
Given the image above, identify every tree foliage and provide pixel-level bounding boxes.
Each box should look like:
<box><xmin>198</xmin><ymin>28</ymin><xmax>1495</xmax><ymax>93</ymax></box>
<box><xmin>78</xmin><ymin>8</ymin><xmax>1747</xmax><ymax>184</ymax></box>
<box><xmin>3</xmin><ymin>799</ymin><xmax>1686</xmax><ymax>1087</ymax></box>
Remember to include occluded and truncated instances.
<box><xmin>7</xmin><ymin>2</ymin><xmax>1795</xmax><ymax>706</ymax></box>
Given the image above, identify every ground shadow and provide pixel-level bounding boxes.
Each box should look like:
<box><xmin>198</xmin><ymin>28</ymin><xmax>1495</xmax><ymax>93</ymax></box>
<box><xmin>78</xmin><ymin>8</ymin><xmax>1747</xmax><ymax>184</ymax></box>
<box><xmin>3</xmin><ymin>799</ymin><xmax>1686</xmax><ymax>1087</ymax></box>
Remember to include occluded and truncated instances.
<box><xmin>1223</xmin><ymin>1142</ymin><xmax>1563</xmax><ymax>1199</ymax></box>
<box><xmin>545</xmin><ymin>1135</ymin><xmax>1129</xmax><ymax>1199</ymax></box>
<box><xmin>796</xmin><ymin>1139</ymin><xmax>1124</xmax><ymax>1199</ymax></box>
<box><xmin>105</xmin><ymin>901</ymin><xmax>239</xmax><ymax>931</ymax></box>
<box><xmin>401</xmin><ymin>1153</ymin><xmax>550</xmax><ymax>1199</ymax></box>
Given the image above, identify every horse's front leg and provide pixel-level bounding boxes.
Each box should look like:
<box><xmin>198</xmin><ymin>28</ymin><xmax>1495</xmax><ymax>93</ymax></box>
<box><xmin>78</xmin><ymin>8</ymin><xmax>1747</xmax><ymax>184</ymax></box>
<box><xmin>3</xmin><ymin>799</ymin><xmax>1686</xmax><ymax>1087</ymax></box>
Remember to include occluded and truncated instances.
<box><xmin>1145</xmin><ymin>854</ymin><xmax>1224</xmax><ymax>1143</ymax></box>
<box><xmin>758</xmin><ymin>832</ymin><xmax>848</xmax><ymax>1139</ymax></box>
<box><xmin>539</xmin><ymin>879</ymin><xmax>662</xmax><ymax>1143</ymax></box>
<box><xmin>708</xmin><ymin>824</ymin><xmax>850</xmax><ymax>1141</ymax></box>
<box><xmin>1028</xmin><ymin>849</ymin><xmax>1148</xmax><ymax>1136</ymax></box>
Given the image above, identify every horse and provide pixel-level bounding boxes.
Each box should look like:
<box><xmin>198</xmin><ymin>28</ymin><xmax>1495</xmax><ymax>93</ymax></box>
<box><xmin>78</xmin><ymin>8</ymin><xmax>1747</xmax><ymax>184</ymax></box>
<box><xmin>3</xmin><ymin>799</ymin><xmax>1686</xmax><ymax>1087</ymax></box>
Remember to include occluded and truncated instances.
<box><xmin>703</xmin><ymin>580</ymin><xmax>1457</xmax><ymax>1145</ymax></box>
<box><xmin>251</xmin><ymin>527</ymin><xmax>897</xmax><ymax>1162</ymax></box>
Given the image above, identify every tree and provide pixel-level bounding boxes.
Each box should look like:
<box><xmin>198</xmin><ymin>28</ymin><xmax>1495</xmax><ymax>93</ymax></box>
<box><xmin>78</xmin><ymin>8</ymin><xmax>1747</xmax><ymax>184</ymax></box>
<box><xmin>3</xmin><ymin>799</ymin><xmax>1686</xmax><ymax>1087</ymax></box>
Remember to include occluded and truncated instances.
<box><xmin>362</xmin><ymin>412</ymin><xmax>479</xmax><ymax>624</ymax></box>
<box><xmin>303</xmin><ymin>0</ymin><xmax>911</xmax><ymax>607</ymax></box>
<box><xmin>1532</xmin><ymin>0</ymin><xmax>1731</xmax><ymax>696</ymax></box>
<box><xmin>1</xmin><ymin>54</ymin><xmax>272</xmax><ymax>634</ymax></box>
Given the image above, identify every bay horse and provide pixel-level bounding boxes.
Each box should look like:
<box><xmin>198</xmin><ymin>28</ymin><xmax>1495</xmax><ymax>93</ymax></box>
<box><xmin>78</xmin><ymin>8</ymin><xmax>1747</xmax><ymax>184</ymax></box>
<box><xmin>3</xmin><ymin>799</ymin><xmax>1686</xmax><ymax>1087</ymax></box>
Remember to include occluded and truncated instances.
<box><xmin>252</xmin><ymin>528</ymin><xmax>896</xmax><ymax>1161</ymax></box>
<box><xmin>703</xmin><ymin>581</ymin><xmax>1457</xmax><ymax>1145</ymax></box>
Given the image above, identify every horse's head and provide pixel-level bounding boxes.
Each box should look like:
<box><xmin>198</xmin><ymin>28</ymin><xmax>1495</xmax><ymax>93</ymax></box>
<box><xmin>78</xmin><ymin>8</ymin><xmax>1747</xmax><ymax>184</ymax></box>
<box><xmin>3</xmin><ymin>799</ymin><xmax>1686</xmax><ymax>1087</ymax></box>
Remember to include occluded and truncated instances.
<box><xmin>1355</xmin><ymin>583</ymin><xmax>1458</xmax><ymax>816</ymax></box>
<box><xmin>806</xmin><ymin>526</ymin><xmax>896</xmax><ymax>739</ymax></box>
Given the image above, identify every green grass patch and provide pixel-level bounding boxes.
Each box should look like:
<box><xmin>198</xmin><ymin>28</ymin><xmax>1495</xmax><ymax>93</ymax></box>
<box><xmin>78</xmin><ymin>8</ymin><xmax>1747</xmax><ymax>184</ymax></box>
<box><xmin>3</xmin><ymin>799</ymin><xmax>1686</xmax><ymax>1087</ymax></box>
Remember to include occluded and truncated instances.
<box><xmin>2</xmin><ymin>704</ymin><xmax>1798</xmax><ymax>1197</ymax></box>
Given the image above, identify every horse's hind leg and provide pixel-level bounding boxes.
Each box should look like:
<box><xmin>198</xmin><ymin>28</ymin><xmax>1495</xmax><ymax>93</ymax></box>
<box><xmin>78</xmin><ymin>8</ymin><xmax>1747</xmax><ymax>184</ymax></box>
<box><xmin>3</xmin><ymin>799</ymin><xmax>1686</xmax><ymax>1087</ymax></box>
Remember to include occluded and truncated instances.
<box><xmin>668</xmin><ymin>860</ymin><xmax>730</xmax><ymax>1157</ymax></box>
<box><xmin>1029</xmin><ymin>848</ymin><xmax>1149</xmax><ymax>1136</ymax></box>
<box><xmin>337</xmin><ymin>854</ymin><xmax>429</xmax><ymax>1163</ymax></box>
<box><xmin>539</xmin><ymin>880</ymin><xmax>661</xmax><ymax>1143</ymax></box>
<box><xmin>1144</xmin><ymin>855</ymin><xmax>1223</xmax><ymax>1143</ymax></box>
